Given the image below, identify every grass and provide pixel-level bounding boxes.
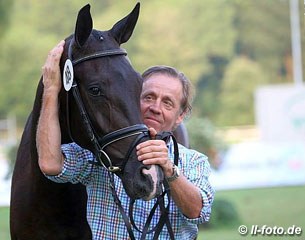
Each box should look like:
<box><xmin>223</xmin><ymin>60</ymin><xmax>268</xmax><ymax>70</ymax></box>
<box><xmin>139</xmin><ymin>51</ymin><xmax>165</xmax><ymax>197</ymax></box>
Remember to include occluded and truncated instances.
<box><xmin>198</xmin><ymin>185</ymin><xmax>305</xmax><ymax>239</ymax></box>
<box><xmin>2</xmin><ymin>185</ymin><xmax>304</xmax><ymax>239</ymax></box>
<box><xmin>0</xmin><ymin>207</ymin><xmax>9</xmax><ymax>240</ymax></box>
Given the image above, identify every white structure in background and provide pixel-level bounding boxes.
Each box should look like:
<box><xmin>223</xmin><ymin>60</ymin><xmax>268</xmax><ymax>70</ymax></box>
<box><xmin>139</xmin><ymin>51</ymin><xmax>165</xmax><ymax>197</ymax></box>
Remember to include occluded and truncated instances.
<box><xmin>289</xmin><ymin>0</ymin><xmax>303</xmax><ymax>86</ymax></box>
<box><xmin>0</xmin><ymin>115</ymin><xmax>17</xmax><ymax>206</ymax></box>
<box><xmin>210</xmin><ymin>141</ymin><xmax>305</xmax><ymax>190</ymax></box>
<box><xmin>255</xmin><ymin>85</ymin><xmax>305</xmax><ymax>142</ymax></box>
<box><xmin>211</xmin><ymin>85</ymin><xmax>305</xmax><ymax>190</ymax></box>
<box><xmin>0</xmin><ymin>146</ymin><xmax>11</xmax><ymax>206</ymax></box>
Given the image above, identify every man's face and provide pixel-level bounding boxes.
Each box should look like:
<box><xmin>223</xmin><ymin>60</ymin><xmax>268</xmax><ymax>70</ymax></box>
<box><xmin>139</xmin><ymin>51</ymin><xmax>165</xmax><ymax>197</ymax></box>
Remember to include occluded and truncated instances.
<box><xmin>140</xmin><ymin>73</ymin><xmax>184</xmax><ymax>132</ymax></box>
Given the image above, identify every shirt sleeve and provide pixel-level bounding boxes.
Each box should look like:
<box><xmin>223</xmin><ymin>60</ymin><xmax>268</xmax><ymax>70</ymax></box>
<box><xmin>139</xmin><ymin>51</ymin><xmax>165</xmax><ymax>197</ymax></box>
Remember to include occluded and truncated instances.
<box><xmin>169</xmin><ymin>142</ymin><xmax>215</xmax><ymax>224</ymax></box>
<box><xmin>45</xmin><ymin>142</ymin><xmax>95</xmax><ymax>185</ymax></box>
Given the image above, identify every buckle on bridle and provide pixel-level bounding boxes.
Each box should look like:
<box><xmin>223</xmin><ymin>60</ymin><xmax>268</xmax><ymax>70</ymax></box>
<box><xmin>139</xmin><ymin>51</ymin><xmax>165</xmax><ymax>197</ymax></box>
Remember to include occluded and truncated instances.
<box><xmin>108</xmin><ymin>166</ymin><xmax>121</xmax><ymax>173</ymax></box>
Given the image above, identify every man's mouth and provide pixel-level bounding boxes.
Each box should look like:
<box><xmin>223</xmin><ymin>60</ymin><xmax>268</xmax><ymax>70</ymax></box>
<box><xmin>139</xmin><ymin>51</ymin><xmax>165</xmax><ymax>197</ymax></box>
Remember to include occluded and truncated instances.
<box><xmin>145</xmin><ymin>117</ymin><xmax>160</xmax><ymax>124</ymax></box>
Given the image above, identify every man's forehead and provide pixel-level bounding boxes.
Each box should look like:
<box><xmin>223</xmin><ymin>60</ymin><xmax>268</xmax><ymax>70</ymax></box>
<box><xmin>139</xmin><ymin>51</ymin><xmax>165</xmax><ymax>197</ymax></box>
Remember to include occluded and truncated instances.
<box><xmin>142</xmin><ymin>76</ymin><xmax>183</xmax><ymax>101</ymax></box>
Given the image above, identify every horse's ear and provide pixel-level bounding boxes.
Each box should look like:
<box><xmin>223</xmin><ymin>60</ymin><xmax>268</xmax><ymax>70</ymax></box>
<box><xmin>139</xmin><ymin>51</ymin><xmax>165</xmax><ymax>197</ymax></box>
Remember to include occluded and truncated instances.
<box><xmin>110</xmin><ymin>2</ymin><xmax>140</xmax><ymax>45</ymax></box>
<box><xmin>74</xmin><ymin>4</ymin><xmax>93</xmax><ymax>47</ymax></box>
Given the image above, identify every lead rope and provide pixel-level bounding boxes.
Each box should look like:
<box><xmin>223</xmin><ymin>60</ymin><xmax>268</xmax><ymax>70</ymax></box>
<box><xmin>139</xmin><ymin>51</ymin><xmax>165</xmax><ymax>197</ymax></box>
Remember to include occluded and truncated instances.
<box><xmin>152</xmin><ymin>183</ymin><xmax>175</xmax><ymax>240</ymax></box>
<box><xmin>108</xmin><ymin>171</ymin><xmax>136</xmax><ymax>240</ymax></box>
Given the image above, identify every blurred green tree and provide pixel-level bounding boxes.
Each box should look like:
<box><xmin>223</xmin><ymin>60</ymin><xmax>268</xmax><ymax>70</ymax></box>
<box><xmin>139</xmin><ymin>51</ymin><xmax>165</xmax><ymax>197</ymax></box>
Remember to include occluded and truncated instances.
<box><xmin>234</xmin><ymin>0</ymin><xmax>292</xmax><ymax>82</ymax></box>
<box><xmin>194</xmin><ymin>55</ymin><xmax>229</xmax><ymax>121</ymax></box>
<box><xmin>185</xmin><ymin>117</ymin><xmax>227</xmax><ymax>169</ymax></box>
<box><xmin>129</xmin><ymin>0</ymin><xmax>236</xmax><ymax>85</ymax></box>
<box><xmin>193</xmin><ymin>0</ymin><xmax>301</xmax><ymax>127</ymax></box>
<box><xmin>0</xmin><ymin>0</ymin><xmax>13</xmax><ymax>38</ymax></box>
<box><xmin>216</xmin><ymin>56</ymin><xmax>267</xmax><ymax>126</ymax></box>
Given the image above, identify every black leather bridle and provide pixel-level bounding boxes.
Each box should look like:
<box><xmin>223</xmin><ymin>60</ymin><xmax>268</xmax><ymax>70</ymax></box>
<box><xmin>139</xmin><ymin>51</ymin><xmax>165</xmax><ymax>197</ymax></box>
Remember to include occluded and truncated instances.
<box><xmin>64</xmin><ymin>38</ymin><xmax>178</xmax><ymax>239</ymax></box>
<box><xmin>64</xmin><ymin>39</ymin><xmax>148</xmax><ymax>172</ymax></box>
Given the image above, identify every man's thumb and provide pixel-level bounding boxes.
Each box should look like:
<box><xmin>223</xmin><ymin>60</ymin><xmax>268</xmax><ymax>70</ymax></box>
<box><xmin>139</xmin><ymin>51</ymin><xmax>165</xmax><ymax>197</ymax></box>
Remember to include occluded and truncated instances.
<box><xmin>148</xmin><ymin>127</ymin><xmax>157</xmax><ymax>139</ymax></box>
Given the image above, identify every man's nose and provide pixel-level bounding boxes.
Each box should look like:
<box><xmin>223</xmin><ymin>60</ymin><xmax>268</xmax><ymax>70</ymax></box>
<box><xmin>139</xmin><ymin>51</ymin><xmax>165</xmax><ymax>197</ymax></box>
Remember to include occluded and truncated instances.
<box><xmin>148</xmin><ymin>101</ymin><xmax>161</xmax><ymax>113</ymax></box>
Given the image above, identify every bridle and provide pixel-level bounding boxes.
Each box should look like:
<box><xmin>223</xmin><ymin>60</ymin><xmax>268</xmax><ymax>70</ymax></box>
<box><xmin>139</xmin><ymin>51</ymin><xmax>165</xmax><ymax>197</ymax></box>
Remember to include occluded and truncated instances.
<box><xmin>64</xmin><ymin>38</ymin><xmax>148</xmax><ymax>172</ymax></box>
<box><xmin>64</xmin><ymin>38</ymin><xmax>178</xmax><ymax>239</ymax></box>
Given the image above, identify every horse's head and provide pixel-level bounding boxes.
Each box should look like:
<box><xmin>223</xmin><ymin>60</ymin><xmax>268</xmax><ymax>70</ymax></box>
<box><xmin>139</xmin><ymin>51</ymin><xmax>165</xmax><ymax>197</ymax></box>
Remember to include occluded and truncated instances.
<box><xmin>58</xmin><ymin>3</ymin><xmax>164</xmax><ymax>201</ymax></box>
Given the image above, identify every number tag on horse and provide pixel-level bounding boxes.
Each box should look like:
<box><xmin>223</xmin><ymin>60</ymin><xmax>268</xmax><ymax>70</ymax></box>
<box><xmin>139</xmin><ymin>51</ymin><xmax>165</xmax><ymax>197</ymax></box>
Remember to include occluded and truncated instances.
<box><xmin>63</xmin><ymin>59</ymin><xmax>74</xmax><ymax>91</ymax></box>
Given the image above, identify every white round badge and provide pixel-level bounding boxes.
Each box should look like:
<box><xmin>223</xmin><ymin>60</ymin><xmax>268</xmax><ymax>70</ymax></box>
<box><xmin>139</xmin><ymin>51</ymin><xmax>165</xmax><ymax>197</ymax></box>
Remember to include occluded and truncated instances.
<box><xmin>63</xmin><ymin>59</ymin><xmax>74</xmax><ymax>91</ymax></box>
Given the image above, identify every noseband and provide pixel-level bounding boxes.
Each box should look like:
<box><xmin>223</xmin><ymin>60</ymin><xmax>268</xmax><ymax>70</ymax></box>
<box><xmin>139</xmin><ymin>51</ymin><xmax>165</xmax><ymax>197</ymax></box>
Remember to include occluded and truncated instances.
<box><xmin>64</xmin><ymin>39</ymin><xmax>148</xmax><ymax>172</ymax></box>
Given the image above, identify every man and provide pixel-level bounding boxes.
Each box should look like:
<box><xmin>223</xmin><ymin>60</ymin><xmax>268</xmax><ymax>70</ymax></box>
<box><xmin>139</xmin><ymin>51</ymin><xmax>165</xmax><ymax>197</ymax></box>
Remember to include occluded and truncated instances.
<box><xmin>37</xmin><ymin>40</ymin><xmax>214</xmax><ymax>239</ymax></box>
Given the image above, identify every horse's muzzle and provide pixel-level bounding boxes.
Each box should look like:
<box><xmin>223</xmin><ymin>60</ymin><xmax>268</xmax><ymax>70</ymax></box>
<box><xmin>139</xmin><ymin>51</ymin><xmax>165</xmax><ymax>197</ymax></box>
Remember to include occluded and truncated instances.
<box><xmin>141</xmin><ymin>165</ymin><xmax>164</xmax><ymax>201</ymax></box>
<box><xmin>121</xmin><ymin>162</ymin><xmax>164</xmax><ymax>201</ymax></box>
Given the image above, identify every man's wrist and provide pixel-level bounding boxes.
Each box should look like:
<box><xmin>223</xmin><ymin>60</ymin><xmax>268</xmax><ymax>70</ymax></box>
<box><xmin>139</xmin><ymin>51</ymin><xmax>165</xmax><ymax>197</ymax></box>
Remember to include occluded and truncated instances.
<box><xmin>164</xmin><ymin>162</ymin><xmax>174</xmax><ymax>177</ymax></box>
<box><xmin>166</xmin><ymin>164</ymin><xmax>180</xmax><ymax>183</ymax></box>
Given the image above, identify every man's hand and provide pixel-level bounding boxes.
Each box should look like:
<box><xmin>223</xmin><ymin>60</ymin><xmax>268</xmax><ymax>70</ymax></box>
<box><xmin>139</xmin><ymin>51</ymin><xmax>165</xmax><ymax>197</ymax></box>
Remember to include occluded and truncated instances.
<box><xmin>41</xmin><ymin>40</ymin><xmax>65</xmax><ymax>94</ymax></box>
<box><xmin>136</xmin><ymin>128</ymin><xmax>173</xmax><ymax>177</ymax></box>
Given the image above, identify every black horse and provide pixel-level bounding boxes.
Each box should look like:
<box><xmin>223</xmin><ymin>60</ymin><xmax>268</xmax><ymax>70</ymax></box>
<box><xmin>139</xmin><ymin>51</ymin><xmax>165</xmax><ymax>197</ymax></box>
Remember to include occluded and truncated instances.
<box><xmin>10</xmin><ymin>3</ymin><xmax>161</xmax><ymax>239</ymax></box>
<box><xmin>10</xmin><ymin>3</ymin><xmax>189</xmax><ymax>240</ymax></box>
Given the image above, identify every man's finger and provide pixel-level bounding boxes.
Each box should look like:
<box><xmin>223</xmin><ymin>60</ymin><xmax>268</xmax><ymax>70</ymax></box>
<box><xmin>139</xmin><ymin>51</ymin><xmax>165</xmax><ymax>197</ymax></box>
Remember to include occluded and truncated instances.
<box><xmin>148</xmin><ymin>127</ymin><xmax>157</xmax><ymax>139</ymax></box>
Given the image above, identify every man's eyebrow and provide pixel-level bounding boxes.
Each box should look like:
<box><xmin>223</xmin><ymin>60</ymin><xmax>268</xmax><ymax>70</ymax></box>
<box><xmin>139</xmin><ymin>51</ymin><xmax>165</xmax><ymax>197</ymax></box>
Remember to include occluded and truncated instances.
<box><xmin>141</xmin><ymin>91</ymin><xmax>153</xmax><ymax>98</ymax></box>
<box><xmin>141</xmin><ymin>89</ymin><xmax>154</xmax><ymax>95</ymax></box>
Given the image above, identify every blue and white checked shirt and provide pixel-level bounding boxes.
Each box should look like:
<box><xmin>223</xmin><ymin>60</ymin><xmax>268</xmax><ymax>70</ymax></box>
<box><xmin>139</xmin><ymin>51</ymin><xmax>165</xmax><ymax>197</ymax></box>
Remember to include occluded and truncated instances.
<box><xmin>47</xmin><ymin>140</ymin><xmax>214</xmax><ymax>240</ymax></box>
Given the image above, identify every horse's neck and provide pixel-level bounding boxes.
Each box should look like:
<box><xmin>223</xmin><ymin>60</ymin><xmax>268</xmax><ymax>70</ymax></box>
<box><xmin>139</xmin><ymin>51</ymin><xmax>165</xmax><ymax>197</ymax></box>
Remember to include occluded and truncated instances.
<box><xmin>18</xmin><ymin>78</ymin><xmax>43</xmax><ymax>167</ymax></box>
<box><xmin>30</xmin><ymin>78</ymin><xmax>71</xmax><ymax>143</ymax></box>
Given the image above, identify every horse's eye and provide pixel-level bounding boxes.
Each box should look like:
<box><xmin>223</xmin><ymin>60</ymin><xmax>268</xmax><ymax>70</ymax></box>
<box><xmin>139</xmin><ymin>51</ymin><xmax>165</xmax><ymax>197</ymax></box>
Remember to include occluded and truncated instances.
<box><xmin>89</xmin><ymin>87</ymin><xmax>102</xmax><ymax>96</ymax></box>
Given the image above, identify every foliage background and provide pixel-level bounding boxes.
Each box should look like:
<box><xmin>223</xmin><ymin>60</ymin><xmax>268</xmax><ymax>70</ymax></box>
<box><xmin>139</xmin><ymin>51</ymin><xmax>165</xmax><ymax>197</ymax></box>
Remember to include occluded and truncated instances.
<box><xmin>1</xmin><ymin>0</ymin><xmax>304</xmax><ymax>172</ymax></box>
<box><xmin>0</xmin><ymin>0</ymin><xmax>304</xmax><ymax>127</ymax></box>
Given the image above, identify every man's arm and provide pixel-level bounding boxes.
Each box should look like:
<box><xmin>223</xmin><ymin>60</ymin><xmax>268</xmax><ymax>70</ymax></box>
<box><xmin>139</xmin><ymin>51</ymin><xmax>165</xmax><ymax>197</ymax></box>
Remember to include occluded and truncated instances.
<box><xmin>166</xmin><ymin>168</ymin><xmax>203</xmax><ymax>219</ymax></box>
<box><xmin>36</xmin><ymin>40</ymin><xmax>65</xmax><ymax>175</ymax></box>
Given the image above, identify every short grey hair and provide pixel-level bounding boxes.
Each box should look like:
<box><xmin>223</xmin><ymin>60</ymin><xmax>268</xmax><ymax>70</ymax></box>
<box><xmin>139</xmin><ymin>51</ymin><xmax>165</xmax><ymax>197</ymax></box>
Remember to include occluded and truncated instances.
<box><xmin>142</xmin><ymin>65</ymin><xmax>194</xmax><ymax>117</ymax></box>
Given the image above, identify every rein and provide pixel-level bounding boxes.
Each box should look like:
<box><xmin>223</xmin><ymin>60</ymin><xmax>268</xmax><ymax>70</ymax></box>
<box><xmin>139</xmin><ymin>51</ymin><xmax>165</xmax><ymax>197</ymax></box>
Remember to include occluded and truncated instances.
<box><xmin>64</xmin><ymin>38</ymin><xmax>178</xmax><ymax>239</ymax></box>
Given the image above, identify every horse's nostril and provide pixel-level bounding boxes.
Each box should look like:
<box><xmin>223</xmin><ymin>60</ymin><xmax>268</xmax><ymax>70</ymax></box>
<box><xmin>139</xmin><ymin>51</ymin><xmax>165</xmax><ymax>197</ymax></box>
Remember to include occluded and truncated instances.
<box><xmin>142</xmin><ymin>165</ymin><xmax>152</xmax><ymax>176</ymax></box>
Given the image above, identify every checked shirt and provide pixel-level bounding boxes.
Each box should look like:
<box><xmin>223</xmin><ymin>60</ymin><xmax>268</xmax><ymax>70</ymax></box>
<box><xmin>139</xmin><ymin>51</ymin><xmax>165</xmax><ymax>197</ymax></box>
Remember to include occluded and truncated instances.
<box><xmin>47</xmin><ymin>140</ymin><xmax>215</xmax><ymax>240</ymax></box>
